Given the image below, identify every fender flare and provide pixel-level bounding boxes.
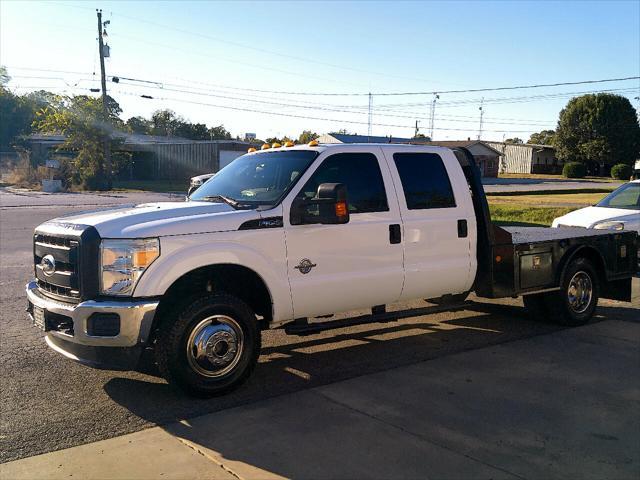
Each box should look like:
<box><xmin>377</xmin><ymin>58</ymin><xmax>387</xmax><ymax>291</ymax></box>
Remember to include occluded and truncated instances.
<box><xmin>557</xmin><ymin>244</ymin><xmax>607</xmax><ymax>286</ymax></box>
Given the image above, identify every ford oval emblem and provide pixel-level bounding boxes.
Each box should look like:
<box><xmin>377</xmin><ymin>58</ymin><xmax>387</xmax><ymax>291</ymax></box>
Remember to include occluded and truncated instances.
<box><xmin>41</xmin><ymin>254</ymin><xmax>56</xmax><ymax>276</ymax></box>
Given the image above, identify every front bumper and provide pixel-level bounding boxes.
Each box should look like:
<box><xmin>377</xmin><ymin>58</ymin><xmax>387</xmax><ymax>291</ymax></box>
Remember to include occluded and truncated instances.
<box><xmin>26</xmin><ymin>281</ymin><xmax>159</xmax><ymax>370</ymax></box>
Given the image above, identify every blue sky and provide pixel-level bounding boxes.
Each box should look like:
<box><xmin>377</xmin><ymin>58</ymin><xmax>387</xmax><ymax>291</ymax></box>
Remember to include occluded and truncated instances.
<box><xmin>2</xmin><ymin>0</ymin><xmax>639</xmax><ymax>141</ymax></box>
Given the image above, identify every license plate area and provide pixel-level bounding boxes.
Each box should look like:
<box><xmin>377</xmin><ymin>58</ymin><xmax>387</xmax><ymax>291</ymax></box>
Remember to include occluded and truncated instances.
<box><xmin>33</xmin><ymin>305</ymin><xmax>47</xmax><ymax>331</ymax></box>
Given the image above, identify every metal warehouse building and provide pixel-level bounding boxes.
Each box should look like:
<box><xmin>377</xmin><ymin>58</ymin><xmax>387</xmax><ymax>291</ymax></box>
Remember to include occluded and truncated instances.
<box><xmin>486</xmin><ymin>142</ymin><xmax>561</xmax><ymax>174</ymax></box>
<box><xmin>24</xmin><ymin>133</ymin><xmax>252</xmax><ymax>181</ymax></box>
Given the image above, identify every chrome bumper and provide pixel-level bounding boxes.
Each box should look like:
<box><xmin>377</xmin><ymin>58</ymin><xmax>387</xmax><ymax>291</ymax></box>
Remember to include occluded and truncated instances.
<box><xmin>26</xmin><ymin>280</ymin><xmax>158</xmax><ymax>356</ymax></box>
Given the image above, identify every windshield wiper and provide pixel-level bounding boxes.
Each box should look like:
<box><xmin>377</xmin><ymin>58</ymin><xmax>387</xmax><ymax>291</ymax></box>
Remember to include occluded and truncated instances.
<box><xmin>201</xmin><ymin>195</ymin><xmax>242</xmax><ymax>209</ymax></box>
<box><xmin>200</xmin><ymin>195</ymin><xmax>250</xmax><ymax>210</ymax></box>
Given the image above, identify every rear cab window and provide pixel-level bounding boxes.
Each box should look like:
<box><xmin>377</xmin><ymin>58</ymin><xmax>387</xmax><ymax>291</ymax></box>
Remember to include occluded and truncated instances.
<box><xmin>392</xmin><ymin>152</ymin><xmax>456</xmax><ymax>209</ymax></box>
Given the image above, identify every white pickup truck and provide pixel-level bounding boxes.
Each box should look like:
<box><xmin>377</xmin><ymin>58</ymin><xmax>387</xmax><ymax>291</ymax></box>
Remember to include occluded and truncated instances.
<box><xmin>27</xmin><ymin>143</ymin><xmax>638</xmax><ymax>396</ymax></box>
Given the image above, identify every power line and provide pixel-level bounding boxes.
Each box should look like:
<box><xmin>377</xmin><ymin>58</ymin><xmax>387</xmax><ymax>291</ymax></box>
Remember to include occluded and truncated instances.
<box><xmin>110</xmin><ymin>88</ymin><xmax>561</xmax><ymax>134</ymax></box>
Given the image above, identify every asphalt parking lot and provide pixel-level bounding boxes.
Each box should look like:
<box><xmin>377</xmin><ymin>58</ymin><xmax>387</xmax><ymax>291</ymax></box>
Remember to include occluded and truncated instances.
<box><xmin>1</xmin><ymin>187</ymin><xmax>638</xmax><ymax>464</ymax></box>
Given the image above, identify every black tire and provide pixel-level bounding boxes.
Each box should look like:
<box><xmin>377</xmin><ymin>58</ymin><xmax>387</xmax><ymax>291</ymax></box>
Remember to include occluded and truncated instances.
<box><xmin>428</xmin><ymin>292</ymin><xmax>469</xmax><ymax>305</ymax></box>
<box><xmin>544</xmin><ymin>257</ymin><xmax>600</xmax><ymax>327</ymax></box>
<box><xmin>522</xmin><ymin>293</ymin><xmax>551</xmax><ymax>321</ymax></box>
<box><xmin>155</xmin><ymin>293</ymin><xmax>260</xmax><ymax>397</ymax></box>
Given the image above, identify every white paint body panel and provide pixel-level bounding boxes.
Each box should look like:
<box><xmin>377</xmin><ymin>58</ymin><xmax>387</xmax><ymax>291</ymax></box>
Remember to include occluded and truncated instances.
<box><xmin>381</xmin><ymin>146</ymin><xmax>477</xmax><ymax>300</ymax></box>
<box><xmin>282</xmin><ymin>147</ymin><xmax>404</xmax><ymax>319</ymax></box>
<box><xmin>552</xmin><ymin>181</ymin><xmax>640</xmax><ymax>233</ymax></box>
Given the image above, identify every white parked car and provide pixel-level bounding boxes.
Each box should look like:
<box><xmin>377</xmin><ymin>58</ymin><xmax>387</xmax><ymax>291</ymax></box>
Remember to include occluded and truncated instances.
<box><xmin>552</xmin><ymin>180</ymin><xmax>640</xmax><ymax>233</ymax></box>
<box><xmin>187</xmin><ymin>173</ymin><xmax>215</xmax><ymax>197</ymax></box>
<box><xmin>553</xmin><ymin>180</ymin><xmax>640</xmax><ymax>269</ymax></box>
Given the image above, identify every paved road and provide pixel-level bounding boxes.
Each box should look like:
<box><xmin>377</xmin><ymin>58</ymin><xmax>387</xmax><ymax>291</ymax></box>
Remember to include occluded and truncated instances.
<box><xmin>482</xmin><ymin>177</ymin><xmax>621</xmax><ymax>193</ymax></box>
<box><xmin>1</xmin><ymin>194</ymin><xmax>637</xmax><ymax>464</ymax></box>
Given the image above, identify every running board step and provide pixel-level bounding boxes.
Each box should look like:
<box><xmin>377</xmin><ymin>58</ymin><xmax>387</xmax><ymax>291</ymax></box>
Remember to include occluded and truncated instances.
<box><xmin>284</xmin><ymin>301</ymin><xmax>472</xmax><ymax>336</ymax></box>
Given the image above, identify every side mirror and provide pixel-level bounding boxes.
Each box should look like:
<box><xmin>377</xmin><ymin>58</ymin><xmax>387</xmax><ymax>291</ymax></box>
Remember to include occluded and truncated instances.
<box><xmin>290</xmin><ymin>183</ymin><xmax>350</xmax><ymax>225</ymax></box>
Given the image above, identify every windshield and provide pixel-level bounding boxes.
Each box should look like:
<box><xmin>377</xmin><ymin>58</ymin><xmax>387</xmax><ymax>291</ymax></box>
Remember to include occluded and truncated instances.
<box><xmin>596</xmin><ymin>182</ymin><xmax>640</xmax><ymax>210</ymax></box>
<box><xmin>190</xmin><ymin>150</ymin><xmax>318</xmax><ymax>206</ymax></box>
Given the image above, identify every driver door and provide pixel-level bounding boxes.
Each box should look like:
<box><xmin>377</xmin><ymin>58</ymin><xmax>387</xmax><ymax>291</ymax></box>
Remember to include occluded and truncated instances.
<box><xmin>283</xmin><ymin>149</ymin><xmax>404</xmax><ymax>319</ymax></box>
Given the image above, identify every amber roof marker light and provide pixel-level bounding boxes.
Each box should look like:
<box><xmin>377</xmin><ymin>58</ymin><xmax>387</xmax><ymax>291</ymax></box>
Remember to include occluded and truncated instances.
<box><xmin>247</xmin><ymin>147</ymin><xmax>257</xmax><ymax>153</ymax></box>
<box><xmin>261</xmin><ymin>143</ymin><xmax>270</xmax><ymax>150</ymax></box>
<box><xmin>308</xmin><ymin>140</ymin><xmax>319</xmax><ymax>147</ymax></box>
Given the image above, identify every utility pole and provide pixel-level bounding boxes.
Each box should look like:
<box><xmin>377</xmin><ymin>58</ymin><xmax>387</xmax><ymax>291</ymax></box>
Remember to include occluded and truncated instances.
<box><xmin>97</xmin><ymin>9</ymin><xmax>112</xmax><ymax>188</ymax></box>
<box><xmin>477</xmin><ymin>97</ymin><xmax>485</xmax><ymax>140</ymax></box>
<box><xmin>414</xmin><ymin>120</ymin><xmax>420</xmax><ymax>138</ymax></box>
<box><xmin>428</xmin><ymin>93</ymin><xmax>439</xmax><ymax>140</ymax></box>
<box><xmin>367</xmin><ymin>92</ymin><xmax>373</xmax><ymax>142</ymax></box>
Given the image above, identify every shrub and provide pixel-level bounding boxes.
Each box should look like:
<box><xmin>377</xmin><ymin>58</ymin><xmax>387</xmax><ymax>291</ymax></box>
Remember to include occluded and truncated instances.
<box><xmin>610</xmin><ymin>163</ymin><xmax>632</xmax><ymax>180</ymax></box>
<box><xmin>562</xmin><ymin>162</ymin><xmax>586</xmax><ymax>178</ymax></box>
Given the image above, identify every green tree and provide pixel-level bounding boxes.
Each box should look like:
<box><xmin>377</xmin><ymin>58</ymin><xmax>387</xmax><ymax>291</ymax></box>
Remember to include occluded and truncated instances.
<box><xmin>505</xmin><ymin>137</ymin><xmax>524</xmax><ymax>144</ymax></box>
<box><xmin>528</xmin><ymin>130</ymin><xmax>556</xmax><ymax>145</ymax></box>
<box><xmin>412</xmin><ymin>133</ymin><xmax>431</xmax><ymax>141</ymax></box>
<box><xmin>34</xmin><ymin>95</ymin><xmax>124</xmax><ymax>190</ymax></box>
<box><xmin>175</xmin><ymin>122</ymin><xmax>209</xmax><ymax>140</ymax></box>
<box><xmin>0</xmin><ymin>65</ymin><xmax>9</xmax><ymax>86</ymax></box>
<box><xmin>150</xmin><ymin>109</ymin><xmax>182</xmax><ymax>136</ymax></box>
<box><xmin>298</xmin><ymin>130</ymin><xmax>319</xmax><ymax>143</ymax></box>
<box><xmin>126</xmin><ymin>116</ymin><xmax>151</xmax><ymax>134</ymax></box>
<box><xmin>208</xmin><ymin>125</ymin><xmax>232</xmax><ymax>140</ymax></box>
<box><xmin>555</xmin><ymin>93</ymin><xmax>640</xmax><ymax>169</ymax></box>
<box><xmin>0</xmin><ymin>68</ymin><xmax>39</xmax><ymax>150</ymax></box>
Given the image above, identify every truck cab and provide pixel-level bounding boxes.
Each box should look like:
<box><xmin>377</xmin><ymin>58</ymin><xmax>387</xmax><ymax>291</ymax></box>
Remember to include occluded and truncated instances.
<box><xmin>27</xmin><ymin>143</ymin><xmax>637</xmax><ymax>396</ymax></box>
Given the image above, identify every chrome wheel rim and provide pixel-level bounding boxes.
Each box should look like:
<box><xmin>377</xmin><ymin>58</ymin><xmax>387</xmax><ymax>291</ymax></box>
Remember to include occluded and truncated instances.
<box><xmin>186</xmin><ymin>315</ymin><xmax>244</xmax><ymax>378</ymax></box>
<box><xmin>567</xmin><ymin>271</ymin><xmax>593</xmax><ymax>314</ymax></box>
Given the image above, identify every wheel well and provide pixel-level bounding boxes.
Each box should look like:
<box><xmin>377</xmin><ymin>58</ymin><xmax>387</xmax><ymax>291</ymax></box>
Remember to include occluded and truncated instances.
<box><xmin>561</xmin><ymin>246</ymin><xmax>606</xmax><ymax>286</ymax></box>
<box><xmin>152</xmin><ymin>264</ymin><xmax>273</xmax><ymax>334</ymax></box>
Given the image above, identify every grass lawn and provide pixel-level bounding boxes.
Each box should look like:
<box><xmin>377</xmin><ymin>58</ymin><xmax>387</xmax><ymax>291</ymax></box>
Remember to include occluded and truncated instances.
<box><xmin>489</xmin><ymin>205</ymin><xmax>576</xmax><ymax>227</ymax></box>
<box><xmin>498</xmin><ymin>173</ymin><xmax>618</xmax><ymax>182</ymax></box>
<box><xmin>487</xmin><ymin>192</ymin><xmax>608</xmax><ymax>208</ymax></box>
<box><xmin>487</xmin><ymin>190</ymin><xmax>607</xmax><ymax>226</ymax></box>
<box><xmin>112</xmin><ymin>179</ymin><xmax>186</xmax><ymax>193</ymax></box>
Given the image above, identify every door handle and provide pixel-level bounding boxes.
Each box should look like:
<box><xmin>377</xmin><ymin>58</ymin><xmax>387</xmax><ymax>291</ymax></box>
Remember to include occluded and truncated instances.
<box><xmin>457</xmin><ymin>219</ymin><xmax>468</xmax><ymax>238</ymax></box>
<box><xmin>389</xmin><ymin>224</ymin><xmax>401</xmax><ymax>244</ymax></box>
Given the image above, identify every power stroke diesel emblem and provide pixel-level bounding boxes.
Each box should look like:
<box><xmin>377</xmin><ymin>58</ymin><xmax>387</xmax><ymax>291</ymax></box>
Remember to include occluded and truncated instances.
<box><xmin>294</xmin><ymin>258</ymin><xmax>317</xmax><ymax>274</ymax></box>
<box><xmin>40</xmin><ymin>254</ymin><xmax>56</xmax><ymax>276</ymax></box>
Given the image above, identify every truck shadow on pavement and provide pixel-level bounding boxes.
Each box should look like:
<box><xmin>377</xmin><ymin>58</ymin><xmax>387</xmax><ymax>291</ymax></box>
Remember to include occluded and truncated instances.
<box><xmin>101</xmin><ymin>301</ymin><xmax>639</xmax><ymax>480</ymax></box>
<box><xmin>103</xmin><ymin>302</ymin><xmax>636</xmax><ymax>423</ymax></box>
<box><xmin>104</xmin><ymin>301</ymin><xmax>569</xmax><ymax>424</ymax></box>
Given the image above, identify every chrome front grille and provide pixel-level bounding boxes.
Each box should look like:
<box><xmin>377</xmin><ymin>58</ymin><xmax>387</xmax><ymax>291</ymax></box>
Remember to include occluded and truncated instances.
<box><xmin>34</xmin><ymin>234</ymin><xmax>80</xmax><ymax>302</ymax></box>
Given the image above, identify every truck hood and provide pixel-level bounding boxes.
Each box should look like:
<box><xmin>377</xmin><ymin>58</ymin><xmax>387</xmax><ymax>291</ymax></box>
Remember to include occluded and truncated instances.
<box><xmin>39</xmin><ymin>201</ymin><xmax>263</xmax><ymax>238</ymax></box>
<box><xmin>553</xmin><ymin>206</ymin><xmax>640</xmax><ymax>232</ymax></box>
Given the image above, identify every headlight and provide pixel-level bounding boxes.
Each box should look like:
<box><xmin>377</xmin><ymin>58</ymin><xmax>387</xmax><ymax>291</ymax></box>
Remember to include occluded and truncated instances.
<box><xmin>191</xmin><ymin>179</ymin><xmax>203</xmax><ymax>187</ymax></box>
<box><xmin>100</xmin><ymin>238</ymin><xmax>160</xmax><ymax>296</ymax></box>
<box><xmin>593</xmin><ymin>221</ymin><xmax>625</xmax><ymax>231</ymax></box>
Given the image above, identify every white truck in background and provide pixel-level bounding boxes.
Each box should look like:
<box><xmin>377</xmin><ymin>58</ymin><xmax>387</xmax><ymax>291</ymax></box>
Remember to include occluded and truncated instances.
<box><xmin>27</xmin><ymin>143</ymin><xmax>637</xmax><ymax>396</ymax></box>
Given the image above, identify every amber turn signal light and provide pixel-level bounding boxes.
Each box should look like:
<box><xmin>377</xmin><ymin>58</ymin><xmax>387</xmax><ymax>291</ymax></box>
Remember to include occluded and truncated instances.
<box><xmin>335</xmin><ymin>201</ymin><xmax>348</xmax><ymax>217</ymax></box>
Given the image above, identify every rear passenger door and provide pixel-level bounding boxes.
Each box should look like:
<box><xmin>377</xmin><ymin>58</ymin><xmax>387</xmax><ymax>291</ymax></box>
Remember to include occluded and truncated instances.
<box><xmin>283</xmin><ymin>149</ymin><xmax>404</xmax><ymax>319</ymax></box>
<box><xmin>384</xmin><ymin>148</ymin><xmax>475</xmax><ymax>300</ymax></box>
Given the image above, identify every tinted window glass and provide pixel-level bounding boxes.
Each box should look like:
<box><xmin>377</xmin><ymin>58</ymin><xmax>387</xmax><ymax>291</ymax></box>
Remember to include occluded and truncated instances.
<box><xmin>298</xmin><ymin>153</ymin><xmax>388</xmax><ymax>213</ymax></box>
<box><xmin>393</xmin><ymin>153</ymin><xmax>456</xmax><ymax>209</ymax></box>
<box><xmin>190</xmin><ymin>150</ymin><xmax>317</xmax><ymax>205</ymax></box>
<box><xmin>596</xmin><ymin>182</ymin><xmax>640</xmax><ymax>210</ymax></box>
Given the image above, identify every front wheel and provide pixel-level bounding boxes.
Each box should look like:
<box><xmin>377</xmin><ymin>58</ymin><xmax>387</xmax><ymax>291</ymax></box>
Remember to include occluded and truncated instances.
<box><xmin>545</xmin><ymin>257</ymin><xmax>600</xmax><ymax>326</ymax></box>
<box><xmin>155</xmin><ymin>294</ymin><xmax>260</xmax><ymax>397</ymax></box>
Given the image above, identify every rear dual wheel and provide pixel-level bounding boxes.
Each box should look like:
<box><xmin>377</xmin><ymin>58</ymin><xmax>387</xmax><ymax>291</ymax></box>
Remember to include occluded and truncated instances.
<box><xmin>523</xmin><ymin>257</ymin><xmax>599</xmax><ymax>327</ymax></box>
